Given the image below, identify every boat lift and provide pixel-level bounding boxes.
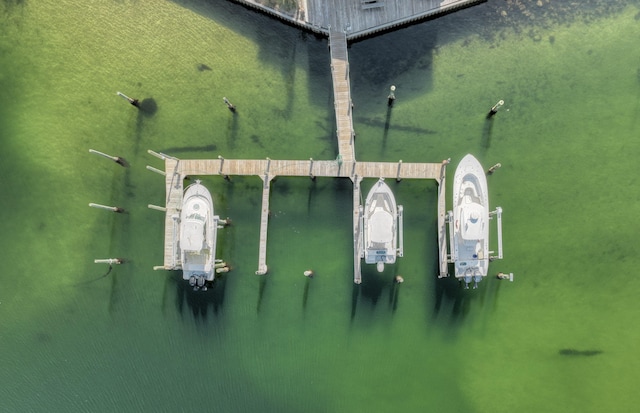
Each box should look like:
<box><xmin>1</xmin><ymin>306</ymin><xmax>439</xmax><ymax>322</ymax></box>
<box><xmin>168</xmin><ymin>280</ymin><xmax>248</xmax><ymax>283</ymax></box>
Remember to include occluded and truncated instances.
<box><xmin>445</xmin><ymin>206</ymin><xmax>503</xmax><ymax>263</ymax></box>
<box><xmin>489</xmin><ymin>206</ymin><xmax>503</xmax><ymax>261</ymax></box>
<box><xmin>445</xmin><ymin>205</ymin><xmax>504</xmax><ymax>290</ymax></box>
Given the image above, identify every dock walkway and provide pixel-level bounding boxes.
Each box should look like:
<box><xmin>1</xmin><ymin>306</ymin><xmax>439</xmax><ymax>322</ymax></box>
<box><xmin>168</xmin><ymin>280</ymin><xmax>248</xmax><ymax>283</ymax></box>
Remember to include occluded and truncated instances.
<box><xmin>157</xmin><ymin>156</ymin><xmax>448</xmax><ymax>279</ymax></box>
<box><xmin>329</xmin><ymin>30</ymin><xmax>355</xmax><ymax>163</ymax></box>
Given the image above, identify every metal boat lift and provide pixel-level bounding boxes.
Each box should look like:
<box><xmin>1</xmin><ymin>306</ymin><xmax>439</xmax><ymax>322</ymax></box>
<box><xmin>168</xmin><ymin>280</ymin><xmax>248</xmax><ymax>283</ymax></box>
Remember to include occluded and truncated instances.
<box><xmin>445</xmin><ymin>206</ymin><xmax>504</xmax><ymax>276</ymax></box>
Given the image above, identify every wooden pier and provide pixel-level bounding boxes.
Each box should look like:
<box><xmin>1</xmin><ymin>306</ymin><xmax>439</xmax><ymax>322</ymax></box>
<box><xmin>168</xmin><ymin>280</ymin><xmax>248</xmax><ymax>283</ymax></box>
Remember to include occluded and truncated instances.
<box><xmin>155</xmin><ymin>156</ymin><xmax>448</xmax><ymax>280</ymax></box>
<box><xmin>329</xmin><ymin>30</ymin><xmax>355</xmax><ymax>163</ymax></box>
<box><xmin>152</xmin><ymin>0</ymin><xmax>467</xmax><ymax>281</ymax></box>
<box><xmin>231</xmin><ymin>0</ymin><xmax>485</xmax><ymax>40</ymax></box>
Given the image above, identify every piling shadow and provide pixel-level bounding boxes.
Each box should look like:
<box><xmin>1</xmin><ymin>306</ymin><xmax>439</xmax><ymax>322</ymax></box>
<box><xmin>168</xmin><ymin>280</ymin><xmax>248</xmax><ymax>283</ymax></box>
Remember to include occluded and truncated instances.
<box><xmin>481</xmin><ymin>117</ymin><xmax>494</xmax><ymax>150</ymax></box>
<box><xmin>227</xmin><ymin>112</ymin><xmax>240</xmax><ymax>150</ymax></box>
<box><xmin>306</xmin><ymin>179</ymin><xmax>318</xmax><ymax>214</ymax></box>
<box><xmin>559</xmin><ymin>349</ymin><xmax>603</xmax><ymax>357</ymax></box>
<box><xmin>256</xmin><ymin>276</ymin><xmax>268</xmax><ymax>313</ymax></box>
<box><xmin>350</xmin><ymin>283</ymin><xmax>360</xmax><ymax>321</ymax></box>
<box><xmin>302</xmin><ymin>277</ymin><xmax>311</xmax><ymax>311</ymax></box>
<box><xmin>389</xmin><ymin>276</ymin><xmax>401</xmax><ymax>313</ymax></box>
<box><xmin>132</xmin><ymin>97</ymin><xmax>158</xmax><ymax>156</ymax></box>
<box><xmin>382</xmin><ymin>104</ymin><xmax>392</xmax><ymax>153</ymax></box>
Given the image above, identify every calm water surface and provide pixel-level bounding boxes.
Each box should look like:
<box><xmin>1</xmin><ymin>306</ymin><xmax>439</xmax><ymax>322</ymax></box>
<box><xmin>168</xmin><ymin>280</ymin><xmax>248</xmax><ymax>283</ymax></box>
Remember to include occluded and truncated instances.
<box><xmin>1</xmin><ymin>0</ymin><xmax>639</xmax><ymax>412</ymax></box>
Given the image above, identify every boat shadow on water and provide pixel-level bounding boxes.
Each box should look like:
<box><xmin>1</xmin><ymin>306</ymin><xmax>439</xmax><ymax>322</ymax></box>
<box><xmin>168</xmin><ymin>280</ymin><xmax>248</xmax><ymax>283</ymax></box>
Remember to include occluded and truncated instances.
<box><xmin>165</xmin><ymin>271</ymin><xmax>227</xmax><ymax>320</ymax></box>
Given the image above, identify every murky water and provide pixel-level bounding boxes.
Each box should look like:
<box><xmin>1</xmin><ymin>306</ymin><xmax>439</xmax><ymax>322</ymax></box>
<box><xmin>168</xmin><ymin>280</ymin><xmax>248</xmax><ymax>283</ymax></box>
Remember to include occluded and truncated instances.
<box><xmin>1</xmin><ymin>0</ymin><xmax>639</xmax><ymax>411</ymax></box>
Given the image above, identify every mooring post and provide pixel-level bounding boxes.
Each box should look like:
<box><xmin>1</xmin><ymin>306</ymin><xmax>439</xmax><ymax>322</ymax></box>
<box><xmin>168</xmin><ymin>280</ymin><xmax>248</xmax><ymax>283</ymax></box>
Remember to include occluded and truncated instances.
<box><xmin>309</xmin><ymin>158</ymin><xmax>315</xmax><ymax>180</ymax></box>
<box><xmin>396</xmin><ymin>160</ymin><xmax>403</xmax><ymax>182</ymax></box>
<box><xmin>486</xmin><ymin>100</ymin><xmax>504</xmax><ymax>119</ymax></box>
<box><xmin>117</xmin><ymin>91</ymin><xmax>139</xmax><ymax>108</ymax></box>
<box><xmin>94</xmin><ymin>258</ymin><xmax>123</xmax><ymax>265</ymax></box>
<box><xmin>440</xmin><ymin>158</ymin><xmax>450</xmax><ymax>184</ymax></box>
<box><xmin>487</xmin><ymin>163</ymin><xmax>502</xmax><ymax>175</ymax></box>
<box><xmin>388</xmin><ymin>85</ymin><xmax>396</xmax><ymax>107</ymax></box>
<box><xmin>89</xmin><ymin>149</ymin><xmax>126</xmax><ymax>167</ymax></box>
<box><xmin>146</xmin><ymin>165</ymin><xmax>166</xmax><ymax>176</ymax></box>
<box><xmin>223</xmin><ymin>97</ymin><xmax>236</xmax><ymax>113</ymax></box>
<box><xmin>218</xmin><ymin>155</ymin><xmax>225</xmax><ymax>174</ymax></box>
<box><xmin>89</xmin><ymin>203</ymin><xmax>124</xmax><ymax>213</ymax></box>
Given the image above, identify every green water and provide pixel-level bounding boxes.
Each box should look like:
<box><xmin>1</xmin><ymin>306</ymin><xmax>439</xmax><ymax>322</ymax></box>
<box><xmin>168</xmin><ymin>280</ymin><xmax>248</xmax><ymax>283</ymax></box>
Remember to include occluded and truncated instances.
<box><xmin>1</xmin><ymin>0</ymin><xmax>640</xmax><ymax>411</ymax></box>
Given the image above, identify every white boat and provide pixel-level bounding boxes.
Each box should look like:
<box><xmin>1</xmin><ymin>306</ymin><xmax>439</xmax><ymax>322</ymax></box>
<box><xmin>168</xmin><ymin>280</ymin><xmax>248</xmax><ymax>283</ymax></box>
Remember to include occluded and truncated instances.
<box><xmin>363</xmin><ymin>178</ymin><xmax>401</xmax><ymax>272</ymax></box>
<box><xmin>179</xmin><ymin>180</ymin><xmax>218</xmax><ymax>290</ymax></box>
<box><xmin>449</xmin><ymin>154</ymin><xmax>502</xmax><ymax>289</ymax></box>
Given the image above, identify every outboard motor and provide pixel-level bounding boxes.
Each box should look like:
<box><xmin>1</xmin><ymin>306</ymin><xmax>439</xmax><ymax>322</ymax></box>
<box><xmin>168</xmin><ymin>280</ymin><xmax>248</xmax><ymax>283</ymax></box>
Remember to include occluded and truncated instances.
<box><xmin>189</xmin><ymin>276</ymin><xmax>196</xmax><ymax>287</ymax></box>
<box><xmin>463</xmin><ymin>275</ymin><xmax>472</xmax><ymax>289</ymax></box>
<box><xmin>197</xmin><ymin>275</ymin><xmax>206</xmax><ymax>288</ymax></box>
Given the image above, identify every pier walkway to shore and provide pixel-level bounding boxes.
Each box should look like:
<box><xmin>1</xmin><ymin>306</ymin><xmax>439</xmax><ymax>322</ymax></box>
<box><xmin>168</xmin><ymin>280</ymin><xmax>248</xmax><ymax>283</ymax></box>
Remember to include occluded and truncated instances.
<box><xmin>329</xmin><ymin>30</ymin><xmax>355</xmax><ymax>163</ymax></box>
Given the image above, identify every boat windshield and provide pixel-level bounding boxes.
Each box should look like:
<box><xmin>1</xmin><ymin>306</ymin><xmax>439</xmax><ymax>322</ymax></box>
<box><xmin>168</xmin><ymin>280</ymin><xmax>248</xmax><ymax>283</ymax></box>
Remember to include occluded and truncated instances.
<box><xmin>186</xmin><ymin>213</ymin><xmax>205</xmax><ymax>222</ymax></box>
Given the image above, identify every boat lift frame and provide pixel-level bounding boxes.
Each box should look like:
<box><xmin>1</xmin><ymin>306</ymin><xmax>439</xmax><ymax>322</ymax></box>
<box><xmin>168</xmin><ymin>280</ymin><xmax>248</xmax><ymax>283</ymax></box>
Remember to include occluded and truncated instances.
<box><xmin>445</xmin><ymin>206</ymin><xmax>504</xmax><ymax>267</ymax></box>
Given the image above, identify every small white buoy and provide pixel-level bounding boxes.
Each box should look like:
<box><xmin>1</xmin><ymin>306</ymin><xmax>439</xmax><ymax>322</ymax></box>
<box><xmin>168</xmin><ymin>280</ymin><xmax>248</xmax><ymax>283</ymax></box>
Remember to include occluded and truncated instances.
<box><xmin>304</xmin><ymin>270</ymin><xmax>314</xmax><ymax>278</ymax></box>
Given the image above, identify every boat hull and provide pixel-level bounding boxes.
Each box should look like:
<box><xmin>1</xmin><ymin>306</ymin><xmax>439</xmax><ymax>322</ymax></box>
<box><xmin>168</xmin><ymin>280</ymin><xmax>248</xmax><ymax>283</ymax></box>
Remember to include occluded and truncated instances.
<box><xmin>452</xmin><ymin>154</ymin><xmax>489</xmax><ymax>284</ymax></box>
<box><xmin>363</xmin><ymin>178</ymin><xmax>398</xmax><ymax>272</ymax></box>
<box><xmin>179</xmin><ymin>182</ymin><xmax>218</xmax><ymax>285</ymax></box>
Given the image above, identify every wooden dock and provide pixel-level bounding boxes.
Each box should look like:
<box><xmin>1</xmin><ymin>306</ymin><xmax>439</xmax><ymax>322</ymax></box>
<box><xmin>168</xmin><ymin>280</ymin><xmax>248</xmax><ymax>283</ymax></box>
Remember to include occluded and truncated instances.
<box><xmin>157</xmin><ymin>155</ymin><xmax>448</xmax><ymax>280</ymax></box>
<box><xmin>231</xmin><ymin>0</ymin><xmax>485</xmax><ymax>40</ymax></box>
<box><xmin>162</xmin><ymin>158</ymin><xmax>183</xmax><ymax>270</ymax></box>
<box><xmin>329</xmin><ymin>30</ymin><xmax>355</xmax><ymax>163</ymax></box>
<box><xmin>352</xmin><ymin>175</ymin><xmax>363</xmax><ymax>284</ymax></box>
<box><xmin>152</xmin><ymin>0</ymin><xmax>465</xmax><ymax>281</ymax></box>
